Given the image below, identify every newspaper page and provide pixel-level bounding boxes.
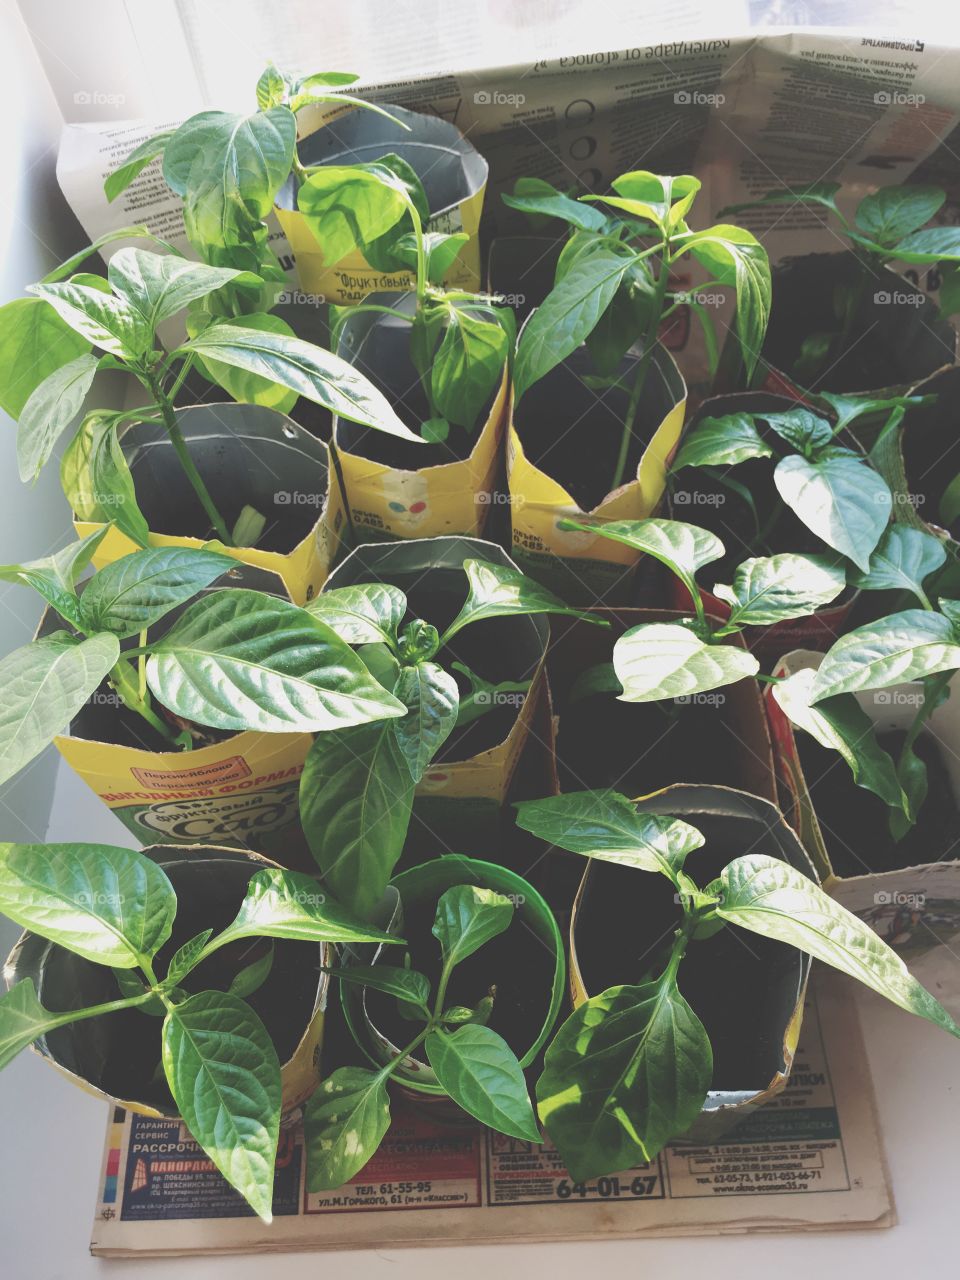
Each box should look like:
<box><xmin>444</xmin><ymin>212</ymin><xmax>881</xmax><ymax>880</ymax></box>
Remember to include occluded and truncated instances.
<box><xmin>88</xmin><ymin>970</ymin><xmax>892</xmax><ymax>1257</ymax></box>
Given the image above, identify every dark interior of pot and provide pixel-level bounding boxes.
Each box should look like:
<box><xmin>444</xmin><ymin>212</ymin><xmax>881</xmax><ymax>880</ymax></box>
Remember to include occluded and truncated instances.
<box><xmin>512</xmin><ymin>343</ymin><xmax>681</xmax><ymax>513</ymax></box>
<box><xmin>27</xmin><ymin>850</ymin><xmax>321</xmax><ymax>1113</ymax></box>
<box><xmin>574</xmin><ymin>803</ymin><xmax>806</xmax><ymax>1093</ymax></box>
<box><xmin>123</xmin><ymin>404</ymin><xmax>328</xmax><ymax>552</ymax></box>
<box><xmin>762</xmin><ymin>252</ymin><xmax>954</xmax><ymax>392</ymax></box>
<box><xmin>485</xmin><ymin>236</ymin><xmax>562</xmax><ymax>325</ymax></box>
<box><xmin>899</xmin><ymin>367</ymin><xmax>960</xmax><ymax>540</ymax></box>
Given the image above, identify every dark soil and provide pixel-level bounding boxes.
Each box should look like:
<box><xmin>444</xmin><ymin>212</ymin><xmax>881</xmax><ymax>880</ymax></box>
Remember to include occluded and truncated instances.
<box><xmin>365</xmin><ymin>892</ymin><xmax>556</xmax><ymax>1060</ymax></box>
<box><xmin>575</xmin><ymin>812</ymin><xmax>802</xmax><ymax>1091</ymax></box>
<box><xmin>40</xmin><ymin>854</ymin><xmax>322</xmax><ymax>1112</ymax></box>
<box><xmin>798</xmin><ymin>729</ymin><xmax>960</xmax><ymax>877</ymax></box>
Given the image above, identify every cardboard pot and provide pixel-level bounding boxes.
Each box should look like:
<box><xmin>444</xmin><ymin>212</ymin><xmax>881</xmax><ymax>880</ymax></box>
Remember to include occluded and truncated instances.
<box><xmin>49</xmin><ymin>563</ymin><xmax>314</xmax><ymax>864</ymax></box>
<box><xmin>766</xmin><ymin>649</ymin><xmax>960</xmax><ymax>958</ymax></box>
<box><xmin>274</xmin><ymin>103</ymin><xmax>488</xmax><ymax>305</ymax></box>
<box><xmin>322</xmin><ymin>536</ymin><xmax>549</xmax><ymax>840</ymax></box>
<box><xmin>721</xmin><ymin>252</ymin><xmax>955</xmax><ymax>398</ymax></box>
<box><xmin>507</xmin><ymin>329</ymin><xmax>686</xmax><ymax>604</ymax></box>
<box><xmin>73</xmin><ymin>402</ymin><xmax>342</xmax><ymax>605</ymax></box>
<box><xmin>331</xmin><ymin>292</ymin><xmax>507</xmax><ymax>543</ymax></box>
<box><xmin>547</xmin><ymin>609</ymin><xmax>777</xmax><ymax>805</ymax></box>
<box><xmin>570</xmin><ymin>784</ymin><xmax>813</xmax><ymax>1142</ymax></box>
<box><xmin>668</xmin><ymin>391</ymin><xmax>859</xmax><ymax>657</ymax></box>
<box><xmin>340</xmin><ymin>854</ymin><xmax>565</xmax><ymax>1109</ymax></box>
<box><xmin>3</xmin><ymin>844</ymin><xmax>329</xmax><ymax>1119</ymax></box>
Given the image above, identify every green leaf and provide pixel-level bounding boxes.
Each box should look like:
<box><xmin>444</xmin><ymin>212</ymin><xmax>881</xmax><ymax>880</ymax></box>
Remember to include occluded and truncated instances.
<box><xmin>421</xmin><ymin>232</ymin><xmax>469</xmax><ymax>286</ymax></box>
<box><xmin>855</xmin><ymin>185</ymin><xmax>945</xmax><ymax>247</ymax></box>
<box><xmin>296</xmin><ymin>164</ymin><xmax>410</xmax><ymax>267</ymax></box>
<box><xmin>720</xmin><ymin>182</ymin><xmax>842</xmax><ymax>221</ymax></box>
<box><xmin>848</xmin><ymin>525</ymin><xmax>946</xmax><ymax>601</ymax></box>
<box><xmin>717</xmin><ymin>855</ymin><xmax>960</xmax><ymax>1037</ymax></box>
<box><xmin>324</xmin><ymin>964</ymin><xmax>431</xmax><ymax>1010</ymax></box>
<box><xmin>614</xmin><ymin>623</ymin><xmax>758</xmax><ymax>702</ymax></box>
<box><xmin>584</xmin><ymin>263</ymin><xmax>654</xmax><ymax>377</ymax></box>
<box><xmin>305</xmin><ymin>584</ymin><xmax>406</xmax><ymax>647</ymax></box>
<box><xmin>536</xmin><ymin>976</ymin><xmax>713</xmax><ymax>1181</ymax></box>
<box><xmin>560</xmin><ymin>518</ymin><xmax>724</xmax><ymax>601</ymax></box>
<box><xmin>215</xmin><ymin>867</ymin><xmax>398</xmax><ymax>950</ymax></box>
<box><xmin>774</xmin><ymin>454</ymin><xmax>891</xmax><ymax>572</ymax></box>
<box><xmin>514</xmin><ymin>790</ymin><xmax>704</xmax><ymax>877</ymax></box>
<box><xmin>891</xmin><ymin>226</ymin><xmax>960</xmax><ymax>264</ymax></box>
<box><xmin>432</xmin><ymin>885</ymin><xmax>514</xmax><ymax>970</ymax></box>
<box><xmin>816</xmin><ymin>391</ymin><xmax>925</xmax><ymax>435</ymax></box>
<box><xmin>163</xmin><ymin>108</ymin><xmax>297</xmax><ymax>257</ymax></box>
<box><xmin>772</xmin><ymin>668</ymin><xmax>905</xmax><ymax>810</ymax></box>
<box><xmin>17</xmin><ymin>354</ymin><xmax>100</xmax><ymax>482</ymax></box>
<box><xmin>299</xmin><ymin>719</ymin><xmax>414</xmax><ymax>919</ymax></box>
<box><xmin>0</xmin><ymin>980</ymin><xmax>70</xmax><ymax>1070</ymax></box>
<box><xmin>107</xmin><ymin>248</ymin><xmax>258</xmax><ymax>330</ymax></box>
<box><xmin>304</xmin><ymin>1067</ymin><xmax>391</xmax><ymax>1192</ymax></box>
<box><xmin>502</xmin><ymin>179</ymin><xmax>608</xmax><ymax>232</ymax></box>
<box><xmin>105</xmin><ymin>131</ymin><xmax>174</xmax><ymax>202</ymax></box>
<box><xmin>28</xmin><ymin>281</ymin><xmax>151</xmax><ymax>360</ymax></box>
<box><xmin>0</xmin><ymin>634</ymin><xmax>120</xmax><ymax>787</ymax></box>
<box><xmin>442</xmin><ymin>558</ymin><xmax>604</xmax><ymax>643</ymax></box>
<box><xmin>588</xmin><ymin>171</ymin><xmax>701</xmax><ymax>230</ymax></box>
<box><xmin>0</xmin><ymin>527</ymin><xmax>109</xmax><ymax>628</ymax></box>
<box><xmin>680</xmin><ymin>226</ymin><xmax>770</xmax><ymax>379</ymax></box>
<box><xmin>77</xmin><ymin>546</ymin><xmax>235</xmax><ymax>638</ymax></box>
<box><xmin>0</xmin><ymin>297</ymin><xmax>90</xmax><ymax>419</ymax></box>
<box><xmin>162</xmin><ymin>990</ymin><xmax>281</xmax><ymax>1221</ymax></box>
<box><xmin>393</xmin><ymin>661</ymin><xmax>459</xmax><ymax>782</ymax></box>
<box><xmin>450</xmin><ymin>663</ymin><xmax>529</xmax><ymax>729</ymax></box>
<box><xmin>146</xmin><ymin>589</ymin><xmax>405</xmax><ymax>733</ymax></box>
<box><xmin>760</xmin><ymin>407</ymin><xmax>833</xmax><ymax>453</ymax></box>
<box><xmin>227</xmin><ymin>941</ymin><xmax>275</xmax><ymax>999</ymax></box>
<box><xmin>255</xmin><ymin>63</ymin><xmax>287</xmax><ymax>110</ymax></box>
<box><xmin>60</xmin><ymin>413</ymin><xmax>151</xmax><ymax>548</ymax></box>
<box><xmin>671</xmin><ymin>413</ymin><xmax>773</xmax><ymax>471</ymax></box>
<box><xmin>113</xmin><ymin>964</ymin><xmax>165</xmax><ymax>1014</ymax></box>
<box><xmin>810</xmin><ymin>610</ymin><xmax>960</xmax><ymax>701</ymax></box>
<box><xmin>514</xmin><ymin>249</ymin><xmax>631</xmax><ymax>399</ymax></box>
<box><xmin>189</xmin><ymin>312</ymin><xmax>298</xmax><ymax>414</ymax></box>
<box><xmin>713</xmin><ymin>553</ymin><xmax>846</xmax><ymax>627</ymax></box>
<box><xmin>425</xmin><ymin>1025</ymin><xmax>540</xmax><ymax>1142</ymax></box>
<box><xmin>0</xmin><ymin>841</ymin><xmax>176</xmax><ymax>967</ymax></box>
<box><xmin>431</xmin><ymin>309</ymin><xmax>508</xmax><ymax>432</ymax></box>
<box><xmin>164</xmin><ymin>929</ymin><xmax>214</xmax><ymax>987</ymax></box>
<box><xmin>180</xmin><ymin>323</ymin><xmax>420</xmax><ymax>440</ymax></box>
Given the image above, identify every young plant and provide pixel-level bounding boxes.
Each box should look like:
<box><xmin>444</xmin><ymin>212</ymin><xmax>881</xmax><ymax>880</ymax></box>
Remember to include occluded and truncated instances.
<box><xmin>774</xmin><ymin>523</ymin><xmax>960</xmax><ymax>839</ymax></box>
<box><xmin>722</xmin><ymin>181</ymin><xmax>960</xmax><ymax>382</ymax></box>
<box><xmin>304</xmin><ymin>883</ymin><xmax>540</xmax><ymax>1190</ymax></box>
<box><xmin>506</xmin><ymin>171</ymin><xmax>771</xmax><ymax>491</ymax></box>
<box><xmin>318</xmin><ymin>160</ymin><xmax>514</xmax><ymax>445</ymax></box>
<box><xmin>0</xmin><ymin>840</ymin><xmax>398</xmax><ymax>1220</ymax></box>
<box><xmin>554</xmin><ymin>517</ymin><xmax>845</xmax><ymax>702</ymax></box>
<box><xmin>0</xmin><ymin>244</ymin><xmax>418</xmax><ymax>549</ymax></box>
<box><xmin>298</xmin><ymin>560</ymin><xmax>605</xmax><ymax>916</ymax></box>
<box><xmin>670</xmin><ymin>394</ymin><xmax>912</xmax><ymax>571</ymax></box>
<box><xmin>0</xmin><ymin>538</ymin><xmax>405</xmax><ymax>787</ymax></box>
<box><xmin>514</xmin><ymin>789</ymin><xmax>960</xmax><ymax>1181</ymax></box>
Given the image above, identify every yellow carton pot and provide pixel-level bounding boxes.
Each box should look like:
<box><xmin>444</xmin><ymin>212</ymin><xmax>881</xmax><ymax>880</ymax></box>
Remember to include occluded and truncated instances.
<box><xmin>274</xmin><ymin>102</ymin><xmax>488</xmax><ymax>305</ymax></box>
<box><xmin>73</xmin><ymin>403</ymin><xmax>343</xmax><ymax>606</ymax></box>
<box><xmin>508</xmin><ymin>337</ymin><xmax>687</xmax><ymax>603</ymax></box>
<box><xmin>3</xmin><ymin>845</ymin><xmax>329</xmax><ymax>1118</ymax></box>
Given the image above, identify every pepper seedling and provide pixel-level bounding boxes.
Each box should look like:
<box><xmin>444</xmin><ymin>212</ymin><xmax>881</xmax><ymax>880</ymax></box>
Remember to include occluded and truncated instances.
<box><xmin>314</xmin><ymin>159</ymin><xmax>514</xmax><ymax>446</ymax></box>
<box><xmin>0</xmin><ymin>840</ymin><xmax>398</xmax><ymax>1220</ymax></box>
<box><xmin>0</xmin><ymin>244</ymin><xmax>419</xmax><ymax>548</ymax></box>
<box><xmin>554</xmin><ymin>516</ymin><xmax>845</xmax><ymax>702</ymax></box>
<box><xmin>304</xmin><ymin>883</ymin><xmax>541</xmax><ymax>1190</ymax></box>
<box><xmin>670</xmin><ymin>394</ymin><xmax>914</xmax><ymax>571</ymax></box>
<box><xmin>514</xmin><ymin>789</ymin><xmax>960</xmax><ymax>1181</ymax></box>
<box><xmin>774</xmin><ymin>523</ymin><xmax>960</xmax><ymax>838</ymax></box>
<box><xmin>506</xmin><ymin>171</ymin><xmax>771</xmax><ymax>492</ymax></box>
<box><xmin>0</xmin><ymin>538</ymin><xmax>406</xmax><ymax>787</ymax></box>
<box><xmin>298</xmin><ymin>559</ymin><xmax>606</xmax><ymax>917</ymax></box>
<box><xmin>721</xmin><ymin>181</ymin><xmax>960</xmax><ymax>382</ymax></box>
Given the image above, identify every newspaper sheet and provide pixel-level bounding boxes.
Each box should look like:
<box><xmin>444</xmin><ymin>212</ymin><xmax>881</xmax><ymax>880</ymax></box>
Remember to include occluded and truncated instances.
<box><xmin>89</xmin><ymin>970</ymin><xmax>893</xmax><ymax>1256</ymax></box>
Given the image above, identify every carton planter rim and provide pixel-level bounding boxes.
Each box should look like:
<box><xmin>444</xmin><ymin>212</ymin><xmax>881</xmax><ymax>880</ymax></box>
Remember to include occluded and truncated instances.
<box><xmin>2</xmin><ymin>843</ymin><xmax>330</xmax><ymax>1119</ymax></box>
<box><xmin>73</xmin><ymin>401</ymin><xmax>336</xmax><ymax>606</ymax></box>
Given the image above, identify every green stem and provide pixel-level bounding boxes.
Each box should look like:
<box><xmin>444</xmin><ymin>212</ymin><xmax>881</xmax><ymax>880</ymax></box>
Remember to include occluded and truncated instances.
<box><xmin>145</xmin><ymin>373</ymin><xmax>233</xmax><ymax>545</ymax></box>
<box><xmin>378</xmin><ymin>1026</ymin><xmax>432</xmax><ymax>1082</ymax></box>
<box><xmin>903</xmin><ymin>669</ymin><xmax>952</xmax><ymax>755</ymax></box>
<box><xmin>109</xmin><ymin>658</ymin><xmax>184</xmax><ymax>747</ymax></box>
<box><xmin>166</xmin><ymin>352</ymin><xmax>196</xmax><ymax>402</ymax></box>
<box><xmin>41</xmin><ymin>989</ymin><xmax>159</xmax><ymax>1034</ymax></box>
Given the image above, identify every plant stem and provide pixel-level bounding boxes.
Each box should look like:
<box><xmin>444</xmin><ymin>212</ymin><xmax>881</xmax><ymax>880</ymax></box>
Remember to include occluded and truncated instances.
<box><xmin>40</xmin><ymin>989</ymin><xmax>159</xmax><ymax>1035</ymax></box>
<box><xmin>378</xmin><ymin>1026</ymin><xmax>431</xmax><ymax>1081</ymax></box>
<box><xmin>109</xmin><ymin>657</ymin><xmax>184</xmax><ymax>747</ymax></box>
<box><xmin>610</xmin><ymin>240</ymin><xmax>671</xmax><ymax>494</ymax></box>
<box><xmin>145</xmin><ymin>372</ymin><xmax>233</xmax><ymax>545</ymax></box>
